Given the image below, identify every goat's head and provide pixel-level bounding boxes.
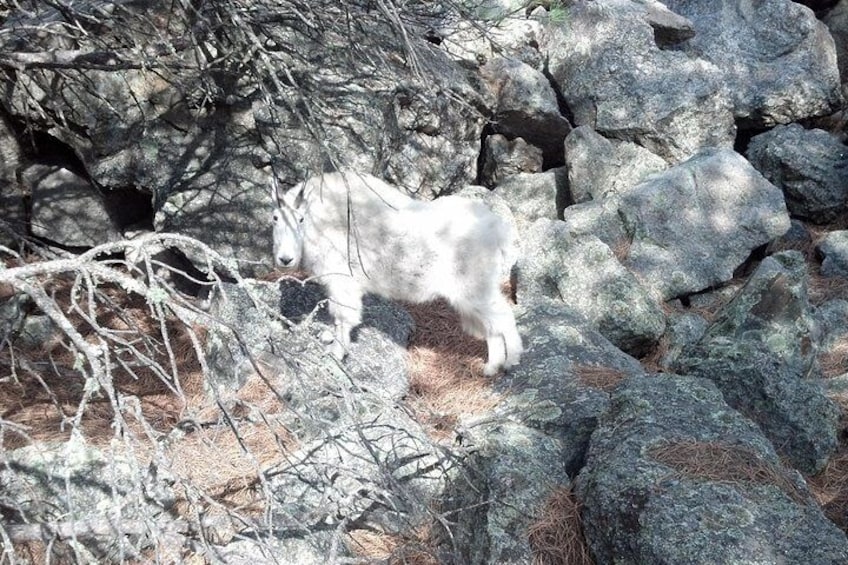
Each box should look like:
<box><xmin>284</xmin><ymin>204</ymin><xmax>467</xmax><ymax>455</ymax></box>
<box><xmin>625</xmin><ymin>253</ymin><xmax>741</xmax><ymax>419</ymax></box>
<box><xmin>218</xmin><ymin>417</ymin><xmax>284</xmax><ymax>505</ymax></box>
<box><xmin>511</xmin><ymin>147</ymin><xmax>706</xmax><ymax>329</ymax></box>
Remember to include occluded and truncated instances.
<box><xmin>271</xmin><ymin>175</ymin><xmax>306</xmax><ymax>269</ymax></box>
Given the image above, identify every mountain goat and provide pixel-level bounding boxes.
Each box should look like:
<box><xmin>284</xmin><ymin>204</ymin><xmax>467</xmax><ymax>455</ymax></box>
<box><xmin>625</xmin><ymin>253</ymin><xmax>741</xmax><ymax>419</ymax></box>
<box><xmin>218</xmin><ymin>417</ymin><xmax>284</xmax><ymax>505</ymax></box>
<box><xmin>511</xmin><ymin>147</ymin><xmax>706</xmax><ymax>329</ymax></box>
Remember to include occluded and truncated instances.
<box><xmin>271</xmin><ymin>170</ymin><xmax>523</xmax><ymax>376</ymax></box>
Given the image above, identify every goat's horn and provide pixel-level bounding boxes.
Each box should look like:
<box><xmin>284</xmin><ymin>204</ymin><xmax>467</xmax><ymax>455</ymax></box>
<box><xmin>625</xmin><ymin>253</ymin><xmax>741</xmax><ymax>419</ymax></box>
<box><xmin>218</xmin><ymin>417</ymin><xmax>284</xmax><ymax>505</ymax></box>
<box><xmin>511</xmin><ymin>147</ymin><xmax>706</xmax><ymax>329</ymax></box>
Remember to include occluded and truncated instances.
<box><xmin>271</xmin><ymin>172</ymin><xmax>281</xmax><ymax>205</ymax></box>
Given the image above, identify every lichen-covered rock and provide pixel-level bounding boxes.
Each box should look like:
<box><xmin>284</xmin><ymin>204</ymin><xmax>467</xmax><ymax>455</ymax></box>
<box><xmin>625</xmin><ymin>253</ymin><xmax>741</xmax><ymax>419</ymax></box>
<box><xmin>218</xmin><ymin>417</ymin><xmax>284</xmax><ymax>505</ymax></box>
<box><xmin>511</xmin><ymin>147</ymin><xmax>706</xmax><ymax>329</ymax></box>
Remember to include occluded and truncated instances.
<box><xmin>0</xmin><ymin>113</ymin><xmax>23</xmax><ymax>246</ymax></box>
<box><xmin>25</xmin><ymin>164</ymin><xmax>123</xmax><ymax>247</ymax></box>
<box><xmin>0</xmin><ymin>438</ymin><xmax>174</xmax><ymax>562</ymax></box>
<box><xmin>268</xmin><ymin>403</ymin><xmax>449</xmax><ymax>534</ymax></box>
<box><xmin>437</xmin><ymin>5</ymin><xmax>545</xmax><ymax>67</ymax></box>
<box><xmin>542</xmin><ymin>0</ymin><xmax>735</xmax><ymax>162</ymax></box>
<box><xmin>492</xmin><ymin>170</ymin><xmax>564</xmax><ymax>227</ymax></box>
<box><xmin>440</xmin><ymin>421</ymin><xmax>572</xmax><ymax>565</ymax></box>
<box><xmin>146</xmin><ymin>110</ymin><xmax>280</xmax><ymax>277</ymax></box>
<box><xmin>747</xmin><ymin>124</ymin><xmax>848</xmax><ymax>223</ymax></box>
<box><xmin>620</xmin><ymin>148</ymin><xmax>791</xmax><ymax>300</ymax></box>
<box><xmin>517</xmin><ymin>220</ymin><xmax>665</xmax><ymax>355</ymax></box>
<box><xmin>560</xmin><ymin>195</ymin><xmax>630</xmax><ymax>251</ymax></box>
<box><xmin>479</xmin><ymin>134</ymin><xmax>543</xmax><ymax>187</ymax></box>
<box><xmin>638</xmin><ymin>0</ymin><xmax>696</xmax><ymax>47</ymax></box>
<box><xmin>212</xmin><ymin>535</ymin><xmax>339</xmax><ymax>565</ymax></box>
<box><xmin>560</xmin><ymin>148</ymin><xmax>790</xmax><ymax>303</ymax></box>
<box><xmin>479</xmin><ymin>56</ymin><xmax>571</xmax><ymax>164</ymax></box>
<box><xmin>665</xmin><ymin>0</ymin><xmax>842</xmax><ymax>127</ymax></box>
<box><xmin>495</xmin><ymin>300</ymin><xmax>643</xmax><ymax>473</ymax></box>
<box><xmin>379</xmin><ymin>69</ymin><xmax>486</xmax><ymax>197</ymax></box>
<box><xmin>204</xmin><ymin>280</ymin><xmax>413</xmax><ymax>409</ymax></box>
<box><xmin>0</xmin><ymin>291</ymin><xmax>27</xmax><ymax>344</ymax></box>
<box><xmin>673</xmin><ymin>252</ymin><xmax>839</xmax><ymax>474</ymax></box>
<box><xmin>816</xmin><ymin>298</ymin><xmax>848</xmax><ymax>381</ymax></box>
<box><xmin>818</xmin><ymin>231</ymin><xmax>848</xmax><ymax>277</ymax></box>
<box><xmin>656</xmin><ymin>311</ymin><xmax>709</xmax><ymax>371</ymax></box>
<box><xmin>817</xmin><ymin>299</ymin><xmax>848</xmax><ymax>351</ymax></box>
<box><xmin>576</xmin><ymin>374</ymin><xmax>848</xmax><ymax>565</ymax></box>
<box><xmin>564</xmin><ymin>125</ymin><xmax>668</xmax><ymax>203</ymax></box>
<box><xmin>824</xmin><ymin>0</ymin><xmax>848</xmax><ymax>84</ymax></box>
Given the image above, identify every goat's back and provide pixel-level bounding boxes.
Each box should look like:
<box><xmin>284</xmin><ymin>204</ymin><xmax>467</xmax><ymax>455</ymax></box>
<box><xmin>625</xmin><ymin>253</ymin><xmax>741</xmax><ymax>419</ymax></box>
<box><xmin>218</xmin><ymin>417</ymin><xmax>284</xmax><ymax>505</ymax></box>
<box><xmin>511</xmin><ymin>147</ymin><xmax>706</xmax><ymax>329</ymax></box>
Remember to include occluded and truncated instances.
<box><xmin>297</xmin><ymin>172</ymin><xmax>513</xmax><ymax>304</ymax></box>
<box><xmin>299</xmin><ymin>171</ymin><xmax>411</xmax><ymax>222</ymax></box>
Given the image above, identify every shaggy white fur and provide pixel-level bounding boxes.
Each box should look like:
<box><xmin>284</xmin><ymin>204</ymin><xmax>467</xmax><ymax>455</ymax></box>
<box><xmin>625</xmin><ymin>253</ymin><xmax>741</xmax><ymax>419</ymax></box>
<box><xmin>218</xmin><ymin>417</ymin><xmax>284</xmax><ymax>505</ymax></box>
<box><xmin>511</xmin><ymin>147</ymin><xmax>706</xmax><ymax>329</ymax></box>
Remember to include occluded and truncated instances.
<box><xmin>272</xmin><ymin>171</ymin><xmax>523</xmax><ymax>375</ymax></box>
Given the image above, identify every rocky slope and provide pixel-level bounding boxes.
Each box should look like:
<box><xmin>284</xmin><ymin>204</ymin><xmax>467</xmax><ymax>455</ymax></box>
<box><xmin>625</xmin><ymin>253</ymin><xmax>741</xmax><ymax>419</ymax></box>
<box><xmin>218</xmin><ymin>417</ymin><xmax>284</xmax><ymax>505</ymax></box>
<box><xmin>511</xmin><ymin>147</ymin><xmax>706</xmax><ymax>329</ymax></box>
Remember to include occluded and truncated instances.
<box><xmin>2</xmin><ymin>0</ymin><xmax>848</xmax><ymax>563</ymax></box>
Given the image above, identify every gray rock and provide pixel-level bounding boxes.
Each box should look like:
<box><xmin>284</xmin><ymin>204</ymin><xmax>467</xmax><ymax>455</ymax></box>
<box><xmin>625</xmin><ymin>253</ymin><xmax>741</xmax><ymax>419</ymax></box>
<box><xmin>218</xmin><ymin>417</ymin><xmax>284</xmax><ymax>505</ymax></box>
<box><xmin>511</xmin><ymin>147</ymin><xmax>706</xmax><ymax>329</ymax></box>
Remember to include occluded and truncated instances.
<box><xmin>16</xmin><ymin>314</ymin><xmax>59</xmax><ymax>350</ymax></box>
<box><xmin>203</xmin><ymin>280</ymin><xmax>293</xmax><ymax>394</ymax></box>
<box><xmin>620</xmin><ymin>148</ymin><xmax>791</xmax><ymax>300</ymax></box>
<box><xmin>437</xmin><ymin>7</ymin><xmax>545</xmax><ymax>67</ymax></box>
<box><xmin>818</xmin><ymin>230</ymin><xmax>848</xmax><ymax>277</ymax></box>
<box><xmin>747</xmin><ymin>124</ymin><xmax>848</xmax><ymax>223</ymax></box>
<box><xmin>9</xmin><ymin>68</ymin><xmax>189</xmax><ymax>171</ymax></box>
<box><xmin>576</xmin><ymin>374</ymin><xmax>848</xmax><ymax>565</ymax></box>
<box><xmin>768</xmin><ymin>218</ymin><xmax>815</xmax><ymax>254</ymax></box>
<box><xmin>685</xmin><ymin>279</ymin><xmax>747</xmax><ymax>316</ymax></box>
<box><xmin>816</xmin><ymin>299</ymin><xmax>848</xmax><ymax>378</ymax></box>
<box><xmin>824</xmin><ymin>0</ymin><xmax>848</xmax><ymax>85</ymax></box>
<box><xmin>2</xmin><ymin>3</ymin><xmax>198</xmax><ymax>187</ymax></box>
<box><xmin>268</xmin><ymin>40</ymin><xmax>487</xmax><ymax>200</ymax></box>
<box><xmin>204</xmin><ymin>280</ymin><xmax>413</xmax><ymax>408</ymax></box>
<box><xmin>91</xmin><ymin>104</ymin><xmax>244</xmax><ymax>190</ymax></box>
<box><xmin>517</xmin><ymin>220</ymin><xmax>665</xmax><ymax>355</ymax></box>
<box><xmin>0</xmin><ymin>113</ymin><xmax>21</xmax><ymax>181</ymax></box>
<box><xmin>211</xmin><ymin>535</ymin><xmax>339</xmax><ymax>565</ymax></box>
<box><xmin>479</xmin><ymin>134</ymin><xmax>543</xmax><ymax>188</ymax></box>
<box><xmin>479</xmin><ymin>57</ymin><xmax>571</xmax><ymax>163</ymax></box>
<box><xmin>564</xmin><ymin>125</ymin><xmax>668</xmax><ymax>203</ymax></box>
<box><xmin>0</xmin><ymin>191</ymin><xmax>25</xmax><ymax>248</ymax></box>
<box><xmin>264</xmin><ymin>30</ymin><xmax>490</xmax><ymax>198</ymax></box>
<box><xmin>201</xmin><ymin>278</ymin><xmax>444</xmax><ymax>540</ymax></box>
<box><xmin>149</xmin><ymin>113</ymin><xmax>277</xmax><ymax>278</ymax></box>
<box><xmin>493</xmin><ymin>170</ymin><xmax>564</xmax><ymax>227</ymax></box>
<box><xmin>25</xmin><ymin>164</ymin><xmax>123</xmax><ymax>247</ymax></box>
<box><xmin>0</xmin><ymin>292</ymin><xmax>27</xmax><ymax>343</ymax></box>
<box><xmin>542</xmin><ymin>0</ymin><xmax>735</xmax><ymax>162</ymax></box>
<box><xmin>639</xmin><ymin>0</ymin><xmax>696</xmax><ymax>47</ymax></box>
<box><xmin>816</xmin><ymin>299</ymin><xmax>848</xmax><ymax>350</ymax></box>
<box><xmin>3</xmin><ymin>12</ymin><xmax>488</xmax><ymax>250</ymax></box>
<box><xmin>657</xmin><ymin>311</ymin><xmax>709</xmax><ymax>370</ymax></box>
<box><xmin>0</xmin><ymin>114</ymin><xmax>24</xmax><ymax>246</ymax></box>
<box><xmin>268</xmin><ymin>403</ymin><xmax>448</xmax><ymax>534</ymax></box>
<box><xmin>665</xmin><ymin>0</ymin><xmax>842</xmax><ymax>127</ymax></box>
<box><xmin>441</xmin><ymin>421</ymin><xmax>572</xmax><ymax>565</ymax></box>
<box><xmin>560</xmin><ymin>195</ymin><xmax>630</xmax><ymax>250</ymax></box>
<box><xmin>673</xmin><ymin>252</ymin><xmax>839</xmax><ymax>474</ymax></box>
<box><xmin>495</xmin><ymin>300</ymin><xmax>643</xmax><ymax>474</ymax></box>
<box><xmin>380</xmin><ymin>67</ymin><xmax>486</xmax><ymax>197</ymax></box>
<box><xmin>0</xmin><ymin>439</ymin><xmax>173</xmax><ymax>562</ymax></box>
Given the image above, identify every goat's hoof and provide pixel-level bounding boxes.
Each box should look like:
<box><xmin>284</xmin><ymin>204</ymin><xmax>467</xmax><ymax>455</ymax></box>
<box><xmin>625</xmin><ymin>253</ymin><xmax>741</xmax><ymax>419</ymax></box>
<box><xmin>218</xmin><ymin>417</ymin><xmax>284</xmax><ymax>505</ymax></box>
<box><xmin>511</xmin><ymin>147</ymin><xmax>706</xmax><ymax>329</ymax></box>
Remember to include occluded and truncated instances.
<box><xmin>329</xmin><ymin>342</ymin><xmax>346</xmax><ymax>362</ymax></box>
<box><xmin>503</xmin><ymin>358</ymin><xmax>521</xmax><ymax>371</ymax></box>
<box><xmin>319</xmin><ymin>330</ymin><xmax>334</xmax><ymax>345</ymax></box>
<box><xmin>483</xmin><ymin>364</ymin><xmax>500</xmax><ymax>377</ymax></box>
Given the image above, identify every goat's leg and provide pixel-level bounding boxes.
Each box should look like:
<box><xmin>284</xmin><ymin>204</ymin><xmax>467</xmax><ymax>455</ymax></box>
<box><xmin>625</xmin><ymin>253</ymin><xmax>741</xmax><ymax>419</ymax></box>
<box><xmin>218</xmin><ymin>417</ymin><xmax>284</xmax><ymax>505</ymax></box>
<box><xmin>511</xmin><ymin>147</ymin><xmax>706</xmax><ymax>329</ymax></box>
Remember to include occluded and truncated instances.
<box><xmin>484</xmin><ymin>298</ymin><xmax>523</xmax><ymax>374</ymax></box>
<box><xmin>484</xmin><ymin>334</ymin><xmax>508</xmax><ymax>377</ymax></box>
<box><xmin>499</xmin><ymin>306</ymin><xmax>523</xmax><ymax>369</ymax></box>
<box><xmin>453</xmin><ymin>298</ymin><xmax>512</xmax><ymax>376</ymax></box>
<box><xmin>326</xmin><ymin>279</ymin><xmax>363</xmax><ymax>361</ymax></box>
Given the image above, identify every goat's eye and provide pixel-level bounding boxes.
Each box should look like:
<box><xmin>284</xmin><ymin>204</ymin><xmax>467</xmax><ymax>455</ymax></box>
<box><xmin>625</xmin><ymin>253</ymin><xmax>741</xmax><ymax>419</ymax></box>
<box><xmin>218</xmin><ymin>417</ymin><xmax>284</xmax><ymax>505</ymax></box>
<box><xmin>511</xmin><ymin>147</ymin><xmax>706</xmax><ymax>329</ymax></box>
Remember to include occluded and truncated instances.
<box><xmin>273</xmin><ymin>213</ymin><xmax>279</xmax><ymax>222</ymax></box>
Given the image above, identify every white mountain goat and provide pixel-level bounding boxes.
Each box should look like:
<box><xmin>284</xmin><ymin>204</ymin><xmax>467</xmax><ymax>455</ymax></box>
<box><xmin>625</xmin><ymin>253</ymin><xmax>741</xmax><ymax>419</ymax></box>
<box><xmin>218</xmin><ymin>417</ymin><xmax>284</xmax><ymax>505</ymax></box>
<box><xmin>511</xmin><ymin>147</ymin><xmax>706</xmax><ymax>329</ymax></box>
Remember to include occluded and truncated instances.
<box><xmin>271</xmin><ymin>170</ymin><xmax>523</xmax><ymax>376</ymax></box>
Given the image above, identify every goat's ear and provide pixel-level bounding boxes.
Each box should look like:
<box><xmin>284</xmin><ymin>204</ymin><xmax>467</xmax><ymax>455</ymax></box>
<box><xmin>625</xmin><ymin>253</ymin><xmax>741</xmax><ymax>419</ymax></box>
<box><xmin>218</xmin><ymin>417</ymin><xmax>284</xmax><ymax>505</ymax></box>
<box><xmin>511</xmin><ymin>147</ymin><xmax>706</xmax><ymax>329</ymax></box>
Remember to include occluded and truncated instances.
<box><xmin>292</xmin><ymin>185</ymin><xmax>306</xmax><ymax>210</ymax></box>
